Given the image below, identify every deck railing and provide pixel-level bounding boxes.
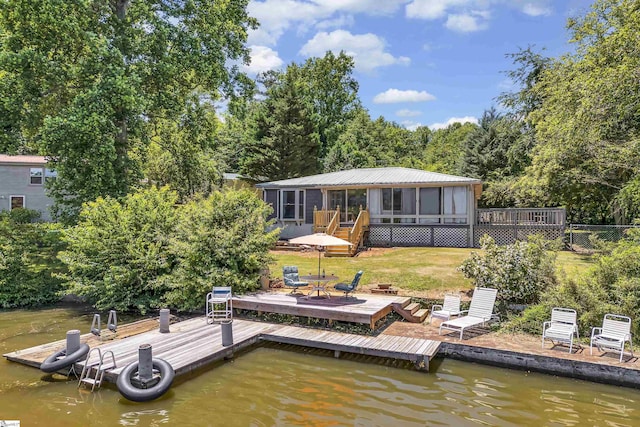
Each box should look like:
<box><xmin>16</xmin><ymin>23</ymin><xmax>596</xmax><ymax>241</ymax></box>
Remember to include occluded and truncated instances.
<box><xmin>313</xmin><ymin>207</ymin><xmax>337</xmax><ymax>232</ymax></box>
<box><xmin>476</xmin><ymin>208</ymin><xmax>566</xmax><ymax>226</ymax></box>
<box><xmin>347</xmin><ymin>208</ymin><xmax>370</xmax><ymax>255</ymax></box>
<box><xmin>326</xmin><ymin>206</ymin><xmax>340</xmax><ymax>236</ymax></box>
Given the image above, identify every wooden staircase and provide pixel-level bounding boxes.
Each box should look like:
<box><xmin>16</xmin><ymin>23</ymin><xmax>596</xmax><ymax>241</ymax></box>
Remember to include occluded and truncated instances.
<box><xmin>392</xmin><ymin>299</ymin><xmax>429</xmax><ymax>323</ymax></box>
<box><xmin>314</xmin><ymin>206</ymin><xmax>370</xmax><ymax>257</ymax></box>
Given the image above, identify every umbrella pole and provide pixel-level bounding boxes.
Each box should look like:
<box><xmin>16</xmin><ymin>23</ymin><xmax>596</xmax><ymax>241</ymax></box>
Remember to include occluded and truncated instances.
<box><xmin>317</xmin><ymin>247</ymin><xmax>321</xmax><ymax>277</ymax></box>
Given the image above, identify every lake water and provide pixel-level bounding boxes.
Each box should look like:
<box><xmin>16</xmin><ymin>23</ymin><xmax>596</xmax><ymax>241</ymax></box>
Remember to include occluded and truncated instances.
<box><xmin>1</xmin><ymin>307</ymin><xmax>639</xmax><ymax>426</ymax></box>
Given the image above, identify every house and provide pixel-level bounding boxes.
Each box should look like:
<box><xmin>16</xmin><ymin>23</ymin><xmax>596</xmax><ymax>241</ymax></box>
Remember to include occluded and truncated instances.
<box><xmin>0</xmin><ymin>155</ymin><xmax>55</xmax><ymax>220</ymax></box>
<box><xmin>256</xmin><ymin>167</ymin><xmax>483</xmax><ymax>249</ymax></box>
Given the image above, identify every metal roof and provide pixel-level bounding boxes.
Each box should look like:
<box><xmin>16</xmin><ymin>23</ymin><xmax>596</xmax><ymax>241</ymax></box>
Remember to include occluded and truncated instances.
<box><xmin>256</xmin><ymin>167</ymin><xmax>481</xmax><ymax>188</ymax></box>
<box><xmin>0</xmin><ymin>154</ymin><xmax>47</xmax><ymax>165</ymax></box>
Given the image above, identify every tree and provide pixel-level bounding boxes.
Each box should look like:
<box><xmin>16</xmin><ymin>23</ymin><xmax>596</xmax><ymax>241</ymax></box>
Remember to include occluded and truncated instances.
<box><xmin>240</xmin><ymin>68</ymin><xmax>320</xmax><ymax>180</ymax></box>
<box><xmin>0</xmin><ymin>0</ymin><xmax>256</xmax><ymax>222</ymax></box>
<box><xmin>421</xmin><ymin>122</ymin><xmax>478</xmax><ymax>174</ymax></box>
<box><xmin>523</xmin><ymin>0</ymin><xmax>640</xmax><ymax>223</ymax></box>
<box><xmin>299</xmin><ymin>51</ymin><xmax>361</xmax><ymax>157</ymax></box>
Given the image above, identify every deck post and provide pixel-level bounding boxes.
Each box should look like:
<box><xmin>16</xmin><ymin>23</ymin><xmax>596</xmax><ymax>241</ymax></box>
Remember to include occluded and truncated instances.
<box><xmin>334</xmin><ymin>350</ymin><xmax>341</xmax><ymax>358</ymax></box>
<box><xmin>159</xmin><ymin>309</ymin><xmax>170</xmax><ymax>333</ymax></box>
<box><xmin>66</xmin><ymin>330</ymin><xmax>80</xmax><ymax>354</ymax></box>
<box><xmin>221</xmin><ymin>321</ymin><xmax>233</xmax><ymax>347</ymax></box>
<box><xmin>414</xmin><ymin>355</ymin><xmax>429</xmax><ymax>372</ymax></box>
<box><xmin>138</xmin><ymin>344</ymin><xmax>153</xmax><ymax>382</ymax></box>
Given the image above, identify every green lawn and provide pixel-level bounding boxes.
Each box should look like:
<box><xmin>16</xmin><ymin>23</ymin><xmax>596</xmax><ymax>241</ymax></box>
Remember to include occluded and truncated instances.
<box><xmin>270</xmin><ymin>248</ymin><xmax>594</xmax><ymax>296</ymax></box>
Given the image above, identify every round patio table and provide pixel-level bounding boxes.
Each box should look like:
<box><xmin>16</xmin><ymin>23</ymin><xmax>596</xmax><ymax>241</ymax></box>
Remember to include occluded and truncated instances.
<box><xmin>300</xmin><ymin>275</ymin><xmax>339</xmax><ymax>298</ymax></box>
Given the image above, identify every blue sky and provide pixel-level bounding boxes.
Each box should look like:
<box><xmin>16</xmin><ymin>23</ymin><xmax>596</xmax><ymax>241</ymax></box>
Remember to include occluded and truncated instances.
<box><xmin>242</xmin><ymin>0</ymin><xmax>594</xmax><ymax>130</ymax></box>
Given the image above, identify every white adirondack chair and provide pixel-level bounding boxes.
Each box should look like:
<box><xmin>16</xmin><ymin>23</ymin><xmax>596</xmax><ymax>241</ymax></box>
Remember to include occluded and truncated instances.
<box><xmin>439</xmin><ymin>288</ymin><xmax>498</xmax><ymax>339</ymax></box>
<box><xmin>590</xmin><ymin>314</ymin><xmax>633</xmax><ymax>362</ymax></box>
<box><xmin>430</xmin><ymin>294</ymin><xmax>462</xmax><ymax>324</ymax></box>
<box><xmin>542</xmin><ymin>307</ymin><xmax>579</xmax><ymax>353</ymax></box>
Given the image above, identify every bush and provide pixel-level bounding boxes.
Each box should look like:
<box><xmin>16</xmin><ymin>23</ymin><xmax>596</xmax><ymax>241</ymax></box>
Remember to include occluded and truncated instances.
<box><xmin>59</xmin><ymin>187</ymin><xmax>278</xmax><ymax>314</ymax></box>
<box><xmin>59</xmin><ymin>186</ymin><xmax>178</xmax><ymax>314</ymax></box>
<box><xmin>0</xmin><ymin>214</ymin><xmax>65</xmax><ymax>308</ymax></box>
<box><xmin>164</xmin><ymin>190</ymin><xmax>279</xmax><ymax>311</ymax></box>
<box><xmin>458</xmin><ymin>234</ymin><xmax>559</xmax><ymax>308</ymax></box>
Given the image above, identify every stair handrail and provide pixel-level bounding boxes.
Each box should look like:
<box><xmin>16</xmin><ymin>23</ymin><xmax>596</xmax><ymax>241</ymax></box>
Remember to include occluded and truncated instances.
<box><xmin>326</xmin><ymin>206</ymin><xmax>340</xmax><ymax>236</ymax></box>
<box><xmin>348</xmin><ymin>207</ymin><xmax>369</xmax><ymax>255</ymax></box>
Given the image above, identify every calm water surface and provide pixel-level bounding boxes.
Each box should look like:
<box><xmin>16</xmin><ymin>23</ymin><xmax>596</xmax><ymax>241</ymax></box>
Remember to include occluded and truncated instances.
<box><xmin>1</xmin><ymin>307</ymin><xmax>639</xmax><ymax>426</ymax></box>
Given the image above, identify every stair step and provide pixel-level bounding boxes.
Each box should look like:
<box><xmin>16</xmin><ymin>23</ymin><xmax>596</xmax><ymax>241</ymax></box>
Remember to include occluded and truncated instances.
<box><xmin>414</xmin><ymin>309</ymin><xmax>429</xmax><ymax>323</ymax></box>
<box><xmin>81</xmin><ymin>378</ymin><xmax>100</xmax><ymax>385</ymax></box>
<box><xmin>404</xmin><ymin>302</ymin><xmax>420</xmax><ymax>314</ymax></box>
<box><xmin>392</xmin><ymin>297</ymin><xmax>411</xmax><ymax>308</ymax></box>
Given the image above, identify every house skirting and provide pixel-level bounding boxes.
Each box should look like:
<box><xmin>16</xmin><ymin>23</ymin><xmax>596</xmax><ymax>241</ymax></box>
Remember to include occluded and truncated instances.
<box><xmin>367</xmin><ymin>224</ymin><xmax>471</xmax><ymax>248</ymax></box>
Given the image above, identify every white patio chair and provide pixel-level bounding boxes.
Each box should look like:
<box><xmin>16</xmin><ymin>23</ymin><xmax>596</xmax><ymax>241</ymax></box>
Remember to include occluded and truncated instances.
<box><xmin>542</xmin><ymin>307</ymin><xmax>579</xmax><ymax>353</ymax></box>
<box><xmin>439</xmin><ymin>287</ymin><xmax>498</xmax><ymax>339</ymax></box>
<box><xmin>206</xmin><ymin>286</ymin><xmax>233</xmax><ymax>323</ymax></box>
<box><xmin>590</xmin><ymin>313</ymin><xmax>633</xmax><ymax>362</ymax></box>
<box><xmin>430</xmin><ymin>294</ymin><xmax>462</xmax><ymax>324</ymax></box>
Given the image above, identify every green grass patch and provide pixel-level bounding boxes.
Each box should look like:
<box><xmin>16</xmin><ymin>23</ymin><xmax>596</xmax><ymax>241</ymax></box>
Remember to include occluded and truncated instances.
<box><xmin>270</xmin><ymin>248</ymin><xmax>594</xmax><ymax>294</ymax></box>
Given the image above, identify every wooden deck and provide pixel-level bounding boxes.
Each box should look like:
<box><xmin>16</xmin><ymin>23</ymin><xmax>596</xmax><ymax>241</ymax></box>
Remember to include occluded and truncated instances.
<box><xmin>4</xmin><ymin>317</ymin><xmax>440</xmax><ymax>383</ymax></box>
<box><xmin>233</xmin><ymin>292</ymin><xmax>409</xmax><ymax>329</ymax></box>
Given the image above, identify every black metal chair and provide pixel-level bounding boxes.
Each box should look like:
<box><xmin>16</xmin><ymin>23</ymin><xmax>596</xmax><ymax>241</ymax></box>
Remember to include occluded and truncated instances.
<box><xmin>334</xmin><ymin>271</ymin><xmax>363</xmax><ymax>298</ymax></box>
<box><xmin>282</xmin><ymin>266</ymin><xmax>309</xmax><ymax>294</ymax></box>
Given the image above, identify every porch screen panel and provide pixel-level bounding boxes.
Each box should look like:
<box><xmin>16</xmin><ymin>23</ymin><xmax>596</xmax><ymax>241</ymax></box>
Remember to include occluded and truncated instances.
<box><xmin>443</xmin><ymin>186</ymin><xmax>467</xmax><ymax>223</ymax></box>
<box><xmin>419</xmin><ymin>188</ymin><xmax>440</xmax><ymax>215</ymax></box>
<box><xmin>400</xmin><ymin>188</ymin><xmax>416</xmax><ymax>223</ymax></box>
<box><xmin>283</xmin><ymin>190</ymin><xmax>296</xmax><ymax>219</ymax></box>
<box><xmin>265</xmin><ymin>189</ymin><xmax>278</xmax><ymax>220</ymax></box>
<box><xmin>305</xmin><ymin>189</ymin><xmax>322</xmax><ymax>224</ymax></box>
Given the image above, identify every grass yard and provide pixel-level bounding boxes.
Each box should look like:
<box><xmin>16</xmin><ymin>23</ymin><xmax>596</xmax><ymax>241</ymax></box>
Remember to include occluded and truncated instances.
<box><xmin>270</xmin><ymin>247</ymin><xmax>594</xmax><ymax>297</ymax></box>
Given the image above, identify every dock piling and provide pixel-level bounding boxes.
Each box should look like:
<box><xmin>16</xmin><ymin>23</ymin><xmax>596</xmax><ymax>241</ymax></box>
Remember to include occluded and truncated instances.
<box><xmin>221</xmin><ymin>321</ymin><xmax>233</xmax><ymax>347</ymax></box>
<box><xmin>66</xmin><ymin>330</ymin><xmax>81</xmax><ymax>354</ymax></box>
<box><xmin>159</xmin><ymin>309</ymin><xmax>170</xmax><ymax>333</ymax></box>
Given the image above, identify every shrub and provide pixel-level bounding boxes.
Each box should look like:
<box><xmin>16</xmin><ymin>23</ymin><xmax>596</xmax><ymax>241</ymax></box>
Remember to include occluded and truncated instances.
<box><xmin>0</xmin><ymin>215</ymin><xmax>65</xmax><ymax>308</ymax></box>
<box><xmin>59</xmin><ymin>186</ymin><xmax>178</xmax><ymax>314</ymax></box>
<box><xmin>458</xmin><ymin>234</ymin><xmax>559</xmax><ymax>308</ymax></box>
<box><xmin>164</xmin><ymin>190</ymin><xmax>279</xmax><ymax>311</ymax></box>
<box><xmin>59</xmin><ymin>187</ymin><xmax>278</xmax><ymax>314</ymax></box>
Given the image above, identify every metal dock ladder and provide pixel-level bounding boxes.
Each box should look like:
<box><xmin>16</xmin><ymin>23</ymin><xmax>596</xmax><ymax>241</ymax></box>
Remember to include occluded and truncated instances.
<box><xmin>78</xmin><ymin>348</ymin><xmax>117</xmax><ymax>391</ymax></box>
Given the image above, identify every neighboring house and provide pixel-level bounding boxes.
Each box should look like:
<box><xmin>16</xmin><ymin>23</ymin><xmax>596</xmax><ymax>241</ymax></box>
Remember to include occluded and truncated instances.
<box><xmin>0</xmin><ymin>155</ymin><xmax>55</xmax><ymax>220</ymax></box>
<box><xmin>256</xmin><ymin>167</ymin><xmax>483</xmax><ymax>248</ymax></box>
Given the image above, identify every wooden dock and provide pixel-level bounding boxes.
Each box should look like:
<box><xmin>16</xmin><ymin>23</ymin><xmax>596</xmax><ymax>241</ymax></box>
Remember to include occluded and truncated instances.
<box><xmin>233</xmin><ymin>292</ymin><xmax>410</xmax><ymax>329</ymax></box>
<box><xmin>262</xmin><ymin>325</ymin><xmax>439</xmax><ymax>370</ymax></box>
<box><xmin>4</xmin><ymin>317</ymin><xmax>440</xmax><ymax>383</ymax></box>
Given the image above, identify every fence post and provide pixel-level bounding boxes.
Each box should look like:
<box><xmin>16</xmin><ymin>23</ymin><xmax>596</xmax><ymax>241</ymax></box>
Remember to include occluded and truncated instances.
<box><xmin>569</xmin><ymin>224</ymin><xmax>573</xmax><ymax>251</ymax></box>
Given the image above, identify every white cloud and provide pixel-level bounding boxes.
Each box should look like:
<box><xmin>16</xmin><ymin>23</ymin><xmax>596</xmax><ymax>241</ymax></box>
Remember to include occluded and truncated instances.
<box><xmin>248</xmin><ymin>0</ymin><xmax>406</xmax><ymax>46</ymax></box>
<box><xmin>242</xmin><ymin>45</ymin><xmax>284</xmax><ymax>75</ymax></box>
<box><xmin>396</xmin><ymin>109</ymin><xmax>423</xmax><ymax>117</ymax></box>
<box><xmin>300</xmin><ymin>30</ymin><xmax>410</xmax><ymax>73</ymax></box>
<box><xmin>315</xmin><ymin>14</ymin><xmax>355</xmax><ymax>30</ymax></box>
<box><xmin>401</xmin><ymin>120</ymin><xmax>423</xmax><ymax>131</ymax></box>
<box><xmin>373</xmin><ymin>89</ymin><xmax>436</xmax><ymax>104</ymax></box>
<box><xmin>429</xmin><ymin>116</ymin><xmax>478</xmax><ymax>130</ymax></box>
<box><xmin>521</xmin><ymin>2</ymin><xmax>552</xmax><ymax>16</ymax></box>
<box><xmin>445</xmin><ymin>12</ymin><xmax>489</xmax><ymax>33</ymax></box>
<box><xmin>405</xmin><ymin>0</ymin><xmax>551</xmax><ymax>32</ymax></box>
<box><xmin>406</xmin><ymin>0</ymin><xmax>469</xmax><ymax>20</ymax></box>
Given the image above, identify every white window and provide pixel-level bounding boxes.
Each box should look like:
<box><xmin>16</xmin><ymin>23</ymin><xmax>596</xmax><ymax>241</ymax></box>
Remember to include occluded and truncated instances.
<box><xmin>30</xmin><ymin>168</ymin><xmax>43</xmax><ymax>185</ymax></box>
<box><xmin>10</xmin><ymin>195</ymin><xmax>25</xmax><ymax>210</ymax></box>
<box><xmin>280</xmin><ymin>189</ymin><xmax>304</xmax><ymax>221</ymax></box>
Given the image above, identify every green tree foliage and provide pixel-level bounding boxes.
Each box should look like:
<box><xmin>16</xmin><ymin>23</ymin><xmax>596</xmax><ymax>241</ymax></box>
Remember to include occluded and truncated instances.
<box><xmin>59</xmin><ymin>187</ymin><xmax>178</xmax><ymax>313</ymax></box>
<box><xmin>421</xmin><ymin>122</ymin><xmax>478</xmax><ymax>174</ymax></box>
<box><xmin>241</xmin><ymin>67</ymin><xmax>320</xmax><ymax>180</ymax></box>
<box><xmin>165</xmin><ymin>190</ymin><xmax>279</xmax><ymax>311</ymax></box>
<box><xmin>299</xmin><ymin>51</ymin><xmax>361</xmax><ymax>156</ymax></box>
<box><xmin>0</xmin><ymin>210</ymin><xmax>65</xmax><ymax>308</ymax></box>
<box><xmin>0</xmin><ymin>0</ymin><xmax>256</xmax><ymax>221</ymax></box>
<box><xmin>59</xmin><ymin>186</ymin><xmax>276</xmax><ymax>314</ymax></box>
<box><xmin>458</xmin><ymin>235</ymin><xmax>559</xmax><ymax>309</ymax></box>
<box><xmin>144</xmin><ymin>102</ymin><xmax>223</xmax><ymax>202</ymax></box>
<box><xmin>524</xmin><ymin>0</ymin><xmax>640</xmax><ymax>223</ymax></box>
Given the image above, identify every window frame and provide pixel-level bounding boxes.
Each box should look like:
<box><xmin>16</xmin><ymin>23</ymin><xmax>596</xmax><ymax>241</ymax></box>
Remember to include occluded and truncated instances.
<box><xmin>30</xmin><ymin>167</ymin><xmax>44</xmax><ymax>185</ymax></box>
<box><xmin>279</xmin><ymin>189</ymin><xmax>305</xmax><ymax>222</ymax></box>
<box><xmin>10</xmin><ymin>195</ymin><xmax>25</xmax><ymax>210</ymax></box>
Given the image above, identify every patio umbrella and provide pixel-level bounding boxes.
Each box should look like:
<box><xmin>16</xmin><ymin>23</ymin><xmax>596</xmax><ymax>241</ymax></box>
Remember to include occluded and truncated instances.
<box><xmin>289</xmin><ymin>233</ymin><xmax>352</xmax><ymax>277</ymax></box>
